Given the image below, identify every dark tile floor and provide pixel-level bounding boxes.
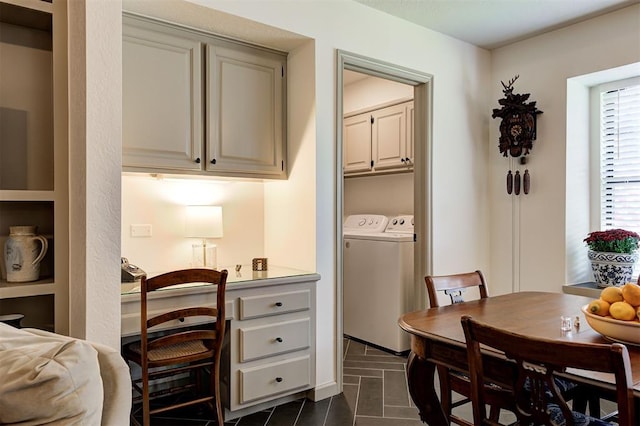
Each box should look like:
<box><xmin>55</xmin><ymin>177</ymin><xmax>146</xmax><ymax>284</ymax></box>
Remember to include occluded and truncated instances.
<box><xmin>132</xmin><ymin>337</ymin><xmax>618</xmax><ymax>425</ymax></box>
<box><xmin>132</xmin><ymin>338</ymin><xmax>430</xmax><ymax>425</ymax></box>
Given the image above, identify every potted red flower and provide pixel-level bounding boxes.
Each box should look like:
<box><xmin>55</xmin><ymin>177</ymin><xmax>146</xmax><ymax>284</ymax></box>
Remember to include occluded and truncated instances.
<box><xmin>584</xmin><ymin>229</ymin><xmax>639</xmax><ymax>288</ymax></box>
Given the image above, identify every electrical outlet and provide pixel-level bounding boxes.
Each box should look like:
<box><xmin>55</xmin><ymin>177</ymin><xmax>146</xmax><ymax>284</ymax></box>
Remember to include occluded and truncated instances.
<box><xmin>130</xmin><ymin>224</ymin><xmax>152</xmax><ymax>237</ymax></box>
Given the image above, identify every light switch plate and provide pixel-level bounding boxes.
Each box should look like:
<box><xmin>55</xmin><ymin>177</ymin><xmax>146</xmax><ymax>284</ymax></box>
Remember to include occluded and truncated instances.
<box><xmin>130</xmin><ymin>224</ymin><xmax>152</xmax><ymax>237</ymax></box>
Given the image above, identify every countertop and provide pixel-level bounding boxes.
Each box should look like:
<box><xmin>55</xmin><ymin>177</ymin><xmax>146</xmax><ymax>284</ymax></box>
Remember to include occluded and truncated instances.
<box><xmin>121</xmin><ymin>265</ymin><xmax>319</xmax><ymax>295</ymax></box>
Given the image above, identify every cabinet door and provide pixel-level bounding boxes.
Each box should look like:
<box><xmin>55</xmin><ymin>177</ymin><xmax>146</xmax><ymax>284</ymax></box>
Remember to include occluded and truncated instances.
<box><xmin>372</xmin><ymin>103</ymin><xmax>406</xmax><ymax>170</ymax></box>
<box><xmin>405</xmin><ymin>101</ymin><xmax>414</xmax><ymax>166</ymax></box>
<box><xmin>122</xmin><ymin>23</ymin><xmax>203</xmax><ymax>172</ymax></box>
<box><xmin>206</xmin><ymin>44</ymin><xmax>285</xmax><ymax>177</ymax></box>
<box><xmin>343</xmin><ymin>113</ymin><xmax>372</xmax><ymax>174</ymax></box>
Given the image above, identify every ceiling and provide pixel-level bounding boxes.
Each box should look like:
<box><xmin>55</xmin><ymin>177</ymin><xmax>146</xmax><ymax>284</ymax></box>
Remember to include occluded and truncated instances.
<box><xmin>354</xmin><ymin>0</ymin><xmax>639</xmax><ymax>50</ymax></box>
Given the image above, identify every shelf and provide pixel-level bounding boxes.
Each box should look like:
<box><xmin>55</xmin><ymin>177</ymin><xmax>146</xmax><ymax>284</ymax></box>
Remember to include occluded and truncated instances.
<box><xmin>0</xmin><ymin>190</ymin><xmax>55</xmax><ymax>201</ymax></box>
<box><xmin>0</xmin><ymin>278</ymin><xmax>55</xmax><ymax>298</ymax></box>
<box><xmin>0</xmin><ymin>1</ymin><xmax>52</xmax><ymax>29</ymax></box>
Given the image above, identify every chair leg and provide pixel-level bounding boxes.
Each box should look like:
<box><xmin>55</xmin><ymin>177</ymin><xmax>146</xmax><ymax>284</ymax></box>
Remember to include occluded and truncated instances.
<box><xmin>142</xmin><ymin>366</ymin><xmax>150</xmax><ymax>426</ymax></box>
<box><xmin>489</xmin><ymin>406</ymin><xmax>501</xmax><ymax>422</ymax></box>
<box><xmin>214</xmin><ymin>379</ymin><xmax>223</xmax><ymax>425</ymax></box>
<box><xmin>436</xmin><ymin>366</ymin><xmax>453</xmax><ymax>419</ymax></box>
<box><xmin>588</xmin><ymin>395</ymin><xmax>601</xmax><ymax>418</ymax></box>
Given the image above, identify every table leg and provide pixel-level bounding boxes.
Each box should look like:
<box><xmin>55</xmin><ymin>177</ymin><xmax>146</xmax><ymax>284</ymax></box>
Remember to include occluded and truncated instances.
<box><xmin>406</xmin><ymin>351</ymin><xmax>448</xmax><ymax>425</ymax></box>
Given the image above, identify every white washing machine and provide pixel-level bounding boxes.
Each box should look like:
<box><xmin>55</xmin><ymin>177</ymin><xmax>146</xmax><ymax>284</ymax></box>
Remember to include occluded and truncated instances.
<box><xmin>343</xmin><ymin>214</ymin><xmax>415</xmax><ymax>354</ymax></box>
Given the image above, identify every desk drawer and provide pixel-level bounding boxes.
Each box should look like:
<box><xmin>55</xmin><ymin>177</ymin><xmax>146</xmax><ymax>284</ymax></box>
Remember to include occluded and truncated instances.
<box><xmin>239</xmin><ymin>318</ymin><xmax>310</xmax><ymax>362</ymax></box>
<box><xmin>239</xmin><ymin>355</ymin><xmax>310</xmax><ymax>403</ymax></box>
<box><xmin>239</xmin><ymin>289</ymin><xmax>310</xmax><ymax>319</ymax></box>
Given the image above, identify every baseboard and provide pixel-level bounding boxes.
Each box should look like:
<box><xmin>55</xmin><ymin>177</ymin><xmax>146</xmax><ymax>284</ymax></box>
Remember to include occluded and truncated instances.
<box><xmin>308</xmin><ymin>381</ymin><xmax>340</xmax><ymax>402</ymax></box>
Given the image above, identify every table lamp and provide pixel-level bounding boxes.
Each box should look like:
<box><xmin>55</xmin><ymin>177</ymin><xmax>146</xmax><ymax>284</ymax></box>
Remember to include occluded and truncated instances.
<box><xmin>185</xmin><ymin>205</ymin><xmax>223</xmax><ymax>269</ymax></box>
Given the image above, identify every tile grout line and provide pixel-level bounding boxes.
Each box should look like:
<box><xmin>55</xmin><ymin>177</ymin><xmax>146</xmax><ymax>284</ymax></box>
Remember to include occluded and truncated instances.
<box><xmin>292</xmin><ymin>398</ymin><xmax>306</xmax><ymax>426</ymax></box>
<box><xmin>352</xmin><ymin>375</ymin><xmax>361</xmax><ymax>426</ymax></box>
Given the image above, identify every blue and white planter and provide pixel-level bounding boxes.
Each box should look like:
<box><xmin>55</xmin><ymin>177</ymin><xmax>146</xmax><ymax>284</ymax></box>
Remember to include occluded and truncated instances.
<box><xmin>588</xmin><ymin>250</ymin><xmax>639</xmax><ymax>288</ymax></box>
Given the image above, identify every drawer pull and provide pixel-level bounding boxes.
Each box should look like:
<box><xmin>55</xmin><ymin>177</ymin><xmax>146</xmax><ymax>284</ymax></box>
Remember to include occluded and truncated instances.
<box><xmin>275</xmin><ymin>377</ymin><xmax>283</xmax><ymax>383</ymax></box>
<box><xmin>275</xmin><ymin>302</ymin><xmax>283</xmax><ymax>307</ymax></box>
<box><xmin>178</xmin><ymin>317</ymin><xmax>185</xmax><ymax>322</ymax></box>
<box><xmin>275</xmin><ymin>337</ymin><xmax>283</xmax><ymax>343</ymax></box>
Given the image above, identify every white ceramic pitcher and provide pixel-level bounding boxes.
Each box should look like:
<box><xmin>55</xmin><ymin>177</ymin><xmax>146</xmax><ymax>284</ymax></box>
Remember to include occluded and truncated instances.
<box><xmin>4</xmin><ymin>226</ymin><xmax>48</xmax><ymax>282</ymax></box>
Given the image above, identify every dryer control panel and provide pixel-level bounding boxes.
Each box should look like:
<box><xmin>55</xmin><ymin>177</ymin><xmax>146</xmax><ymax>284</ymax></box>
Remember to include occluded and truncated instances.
<box><xmin>343</xmin><ymin>214</ymin><xmax>388</xmax><ymax>233</ymax></box>
<box><xmin>385</xmin><ymin>215</ymin><xmax>414</xmax><ymax>234</ymax></box>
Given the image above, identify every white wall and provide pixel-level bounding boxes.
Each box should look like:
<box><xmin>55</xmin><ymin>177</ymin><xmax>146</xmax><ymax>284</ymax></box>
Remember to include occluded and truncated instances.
<box><xmin>343</xmin><ymin>74</ymin><xmax>413</xmax><ymax>115</ymax></box>
<box><xmin>182</xmin><ymin>0</ymin><xmax>491</xmax><ymax>395</ymax></box>
<box><xmin>121</xmin><ymin>175</ymin><xmax>265</xmax><ymax>273</ymax></box>
<box><xmin>344</xmin><ymin>173</ymin><xmax>414</xmax><ymax>218</ymax></box>
<box><xmin>68</xmin><ymin>0</ymin><xmax>122</xmax><ymax>347</ymax></box>
<box><xmin>81</xmin><ymin>0</ymin><xmax>491</xmax><ymax>395</ymax></box>
<box><xmin>489</xmin><ymin>5</ymin><xmax>640</xmax><ymax>296</ymax></box>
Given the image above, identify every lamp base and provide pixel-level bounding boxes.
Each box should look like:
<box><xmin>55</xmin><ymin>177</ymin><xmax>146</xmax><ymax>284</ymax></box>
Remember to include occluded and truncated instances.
<box><xmin>191</xmin><ymin>243</ymin><xmax>217</xmax><ymax>269</ymax></box>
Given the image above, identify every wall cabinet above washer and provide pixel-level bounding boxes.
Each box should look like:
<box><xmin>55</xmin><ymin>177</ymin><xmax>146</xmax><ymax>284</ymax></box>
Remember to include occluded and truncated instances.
<box><xmin>122</xmin><ymin>15</ymin><xmax>287</xmax><ymax>179</ymax></box>
<box><xmin>343</xmin><ymin>100</ymin><xmax>413</xmax><ymax>176</ymax></box>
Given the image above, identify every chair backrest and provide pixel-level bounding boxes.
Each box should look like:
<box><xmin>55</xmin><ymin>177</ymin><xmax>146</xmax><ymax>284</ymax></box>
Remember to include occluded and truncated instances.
<box><xmin>140</xmin><ymin>268</ymin><xmax>228</xmax><ymax>366</ymax></box>
<box><xmin>461</xmin><ymin>315</ymin><xmax>635</xmax><ymax>426</ymax></box>
<box><xmin>424</xmin><ymin>270</ymin><xmax>488</xmax><ymax>308</ymax></box>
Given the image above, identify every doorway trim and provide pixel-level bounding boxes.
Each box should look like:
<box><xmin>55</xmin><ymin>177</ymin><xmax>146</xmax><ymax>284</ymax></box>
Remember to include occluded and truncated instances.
<box><xmin>335</xmin><ymin>50</ymin><xmax>433</xmax><ymax>392</ymax></box>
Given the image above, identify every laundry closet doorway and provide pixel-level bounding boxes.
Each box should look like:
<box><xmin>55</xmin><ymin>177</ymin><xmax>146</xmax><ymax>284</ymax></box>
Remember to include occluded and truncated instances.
<box><xmin>335</xmin><ymin>51</ymin><xmax>433</xmax><ymax>392</ymax></box>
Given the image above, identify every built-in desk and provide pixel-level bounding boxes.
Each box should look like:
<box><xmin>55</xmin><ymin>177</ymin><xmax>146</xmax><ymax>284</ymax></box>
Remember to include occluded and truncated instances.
<box><xmin>121</xmin><ymin>265</ymin><xmax>320</xmax><ymax>419</ymax></box>
<box><xmin>562</xmin><ymin>281</ymin><xmax>602</xmax><ymax>298</ymax></box>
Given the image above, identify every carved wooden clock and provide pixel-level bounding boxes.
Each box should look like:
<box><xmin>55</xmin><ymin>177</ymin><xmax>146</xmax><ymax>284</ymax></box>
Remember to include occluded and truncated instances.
<box><xmin>492</xmin><ymin>75</ymin><xmax>542</xmax><ymax>195</ymax></box>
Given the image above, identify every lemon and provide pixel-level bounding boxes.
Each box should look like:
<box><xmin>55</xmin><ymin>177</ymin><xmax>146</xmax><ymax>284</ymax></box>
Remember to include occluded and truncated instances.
<box><xmin>621</xmin><ymin>282</ymin><xmax>640</xmax><ymax>306</ymax></box>
<box><xmin>587</xmin><ymin>299</ymin><xmax>610</xmax><ymax>316</ymax></box>
<box><xmin>600</xmin><ymin>286</ymin><xmax>624</xmax><ymax>304</ymax></box>
<box><xmin>609</xmin><ymin>301</ymin><xmax>636</xmax><ymax>321</ymax></box>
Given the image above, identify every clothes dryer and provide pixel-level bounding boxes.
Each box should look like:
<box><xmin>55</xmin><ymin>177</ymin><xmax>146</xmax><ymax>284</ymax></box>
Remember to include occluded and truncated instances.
<box><xmin>343</xmin><ymin>214</ymin><xmax>414</xmax><ymax>354</ymax></box>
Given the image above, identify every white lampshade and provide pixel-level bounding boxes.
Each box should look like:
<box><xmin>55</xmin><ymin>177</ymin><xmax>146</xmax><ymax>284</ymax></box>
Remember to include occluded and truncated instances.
<box><xmin>185</xmin><ymin>205</ymin><xmax>223</xmax><ymax>238</ymax></box>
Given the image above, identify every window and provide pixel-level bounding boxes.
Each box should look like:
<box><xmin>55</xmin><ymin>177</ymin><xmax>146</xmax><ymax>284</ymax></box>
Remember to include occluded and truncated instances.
<box><xmin>596</xmin><ymin>79</ymin><xmax>640</xmax><ymax>235</ymax></box>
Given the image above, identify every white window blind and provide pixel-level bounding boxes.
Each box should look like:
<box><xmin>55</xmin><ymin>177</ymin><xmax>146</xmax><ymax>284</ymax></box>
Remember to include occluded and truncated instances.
<box><xmin>600</xmin><ymin>83</ymin><xmax>640</xmax><ymax>234</ymax></box>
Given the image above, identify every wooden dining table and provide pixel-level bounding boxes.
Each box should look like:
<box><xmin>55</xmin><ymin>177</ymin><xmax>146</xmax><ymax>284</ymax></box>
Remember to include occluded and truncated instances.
<box><xmin>398</xmin><ymin>291</ymin><xmax>640</xmax><ymax>425</ymax></box>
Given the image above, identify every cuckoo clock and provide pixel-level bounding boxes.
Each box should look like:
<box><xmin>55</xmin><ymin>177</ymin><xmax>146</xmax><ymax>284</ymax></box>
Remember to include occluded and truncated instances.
<box><xmin>492</xmin><ymin>75</ymin><xmax>542</xmax><ymax>195</ymax></box>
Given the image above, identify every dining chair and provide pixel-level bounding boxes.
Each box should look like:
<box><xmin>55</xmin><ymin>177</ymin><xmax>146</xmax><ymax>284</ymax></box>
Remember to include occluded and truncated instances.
<box><xmin>461</xmin><ymin>315</ymin><xmax>635</xmax><ymax>426</ymax></box>
<box><xmin>122</xmin><ymin>268</ymin><xmax>228</xmax><ymax>426</ymax></box>
<box><xmin>424</xmin><ymin>270</ymin><xmax>507</xmax><ymax>425</ymax></box>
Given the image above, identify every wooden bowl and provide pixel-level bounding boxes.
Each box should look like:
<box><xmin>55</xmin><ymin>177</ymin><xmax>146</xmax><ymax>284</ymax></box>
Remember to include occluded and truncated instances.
<box><xmin>582</xmin><ymin>304</ymin><xmax>640</xmax><ymax>346</ymax></box>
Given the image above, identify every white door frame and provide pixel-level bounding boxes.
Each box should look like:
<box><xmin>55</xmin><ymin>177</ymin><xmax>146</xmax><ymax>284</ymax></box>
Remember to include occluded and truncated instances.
<box><xmin>335</xmin><ymin>50</ymin><xmax>433</xmax><ymax>391</ymax></box>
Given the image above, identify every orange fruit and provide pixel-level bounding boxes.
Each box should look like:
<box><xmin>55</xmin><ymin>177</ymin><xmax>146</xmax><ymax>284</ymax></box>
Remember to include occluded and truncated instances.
<box><xmin>600</xmin><ymin>286</ymin><xmax>624</xmax><ymax>304</ymax></box>
<box><xmin>587</xmin><ymin>299</ymin><xmax>610</xmax><ymax>316</ymax></box>
<box><xmin>621</xmin><ymin>282</ymin><xmax>640</xmax><ymax>306</ymax></box>
<box><xmin>609</xmin><ymin>301</ymin><xmax>637</xmax><ymax>321</ymax></box>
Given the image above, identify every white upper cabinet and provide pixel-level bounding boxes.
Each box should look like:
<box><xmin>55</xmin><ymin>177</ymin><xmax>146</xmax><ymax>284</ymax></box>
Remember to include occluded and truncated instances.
<box><xmin>344</xmin><ymin>100</ymin><xmax>413</xmax><ymax>176</ymax></box>
<box><xmin>343</xmin><ymin>114</ymin><xmax>372</xmax><ymax>173</ymax></box>
<box><xmin>122</xmin><ymin>23</ymin><xmax>203</xmax><ymax>172</ymax></box>
<box><xmin>122</xmin><ymin>15</ymin><xmax>287</xmax><ymax>179</ymax></box>
<box><xmin>206</xmin><ymin>44</ymin><xmax>285</xmax><ymax>177</ymax></box>
<box><xmin>371</xmin><ymin>102</ymin><xmax>407</xmax><ymax>170</ymax></box>
<box><xmin>405</xmin><ymin>101</ymin><xmax>414</xmax><ymax>165</ymax></box>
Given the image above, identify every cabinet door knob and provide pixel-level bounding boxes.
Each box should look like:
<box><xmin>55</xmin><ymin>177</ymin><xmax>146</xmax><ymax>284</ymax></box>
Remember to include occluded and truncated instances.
<box><xmin>195</xmin><ymin>157</ymin><xmax>201</xmax><ymax>164</ymax></box>
<box><xmin>275</xmin><ymin>302</ymin><xmax>283</xmax><ymax>307</ymax></box>
<box><xmin>275</xmin><ymin>377</ymin><xmax>283</xmax><ymax>383</ymax></box>
<box><xmin>210</xmin><ymin>158</ymin><xmax>217</xmax><ymax>165</ymax></box>
<box><xmin>275</xmin><ymin>337</ymin><xmax>283</xmax><ymax>343</ymax></box>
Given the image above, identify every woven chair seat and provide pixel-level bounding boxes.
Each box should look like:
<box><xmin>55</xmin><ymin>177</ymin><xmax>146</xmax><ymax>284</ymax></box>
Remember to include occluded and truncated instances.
<box><xmin>128</xmin><ymin>340</ymin><xmax>209</xmax><ymax>362</ymax></box>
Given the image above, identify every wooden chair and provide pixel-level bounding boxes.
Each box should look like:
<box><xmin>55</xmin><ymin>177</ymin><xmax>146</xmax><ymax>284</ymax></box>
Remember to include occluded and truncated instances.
<box><xmin>123</xmin><ymin>268</ymin><xmax>228</xmax><ymax>426</ymax></box>
<box><xmin>461</xmin><ymin>315</ymin><xmax>635</xmax><ymax>426</ymax></box>
<box><xmin>424</xmin><ymin>270</ymin><xmax>506</xmax><ymax>425</ymax></box>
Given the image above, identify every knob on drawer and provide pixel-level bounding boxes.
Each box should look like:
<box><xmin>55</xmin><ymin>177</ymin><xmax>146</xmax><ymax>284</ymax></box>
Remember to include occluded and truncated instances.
<box><xmin>275</xmin><ymin>337</ymin><xmax>283</xmax><ymax>343</ymax></box>
<box><xmin>275</xmin><ymin>377</ymin><xmax>283</xmax><ymax>383</ymax></box>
